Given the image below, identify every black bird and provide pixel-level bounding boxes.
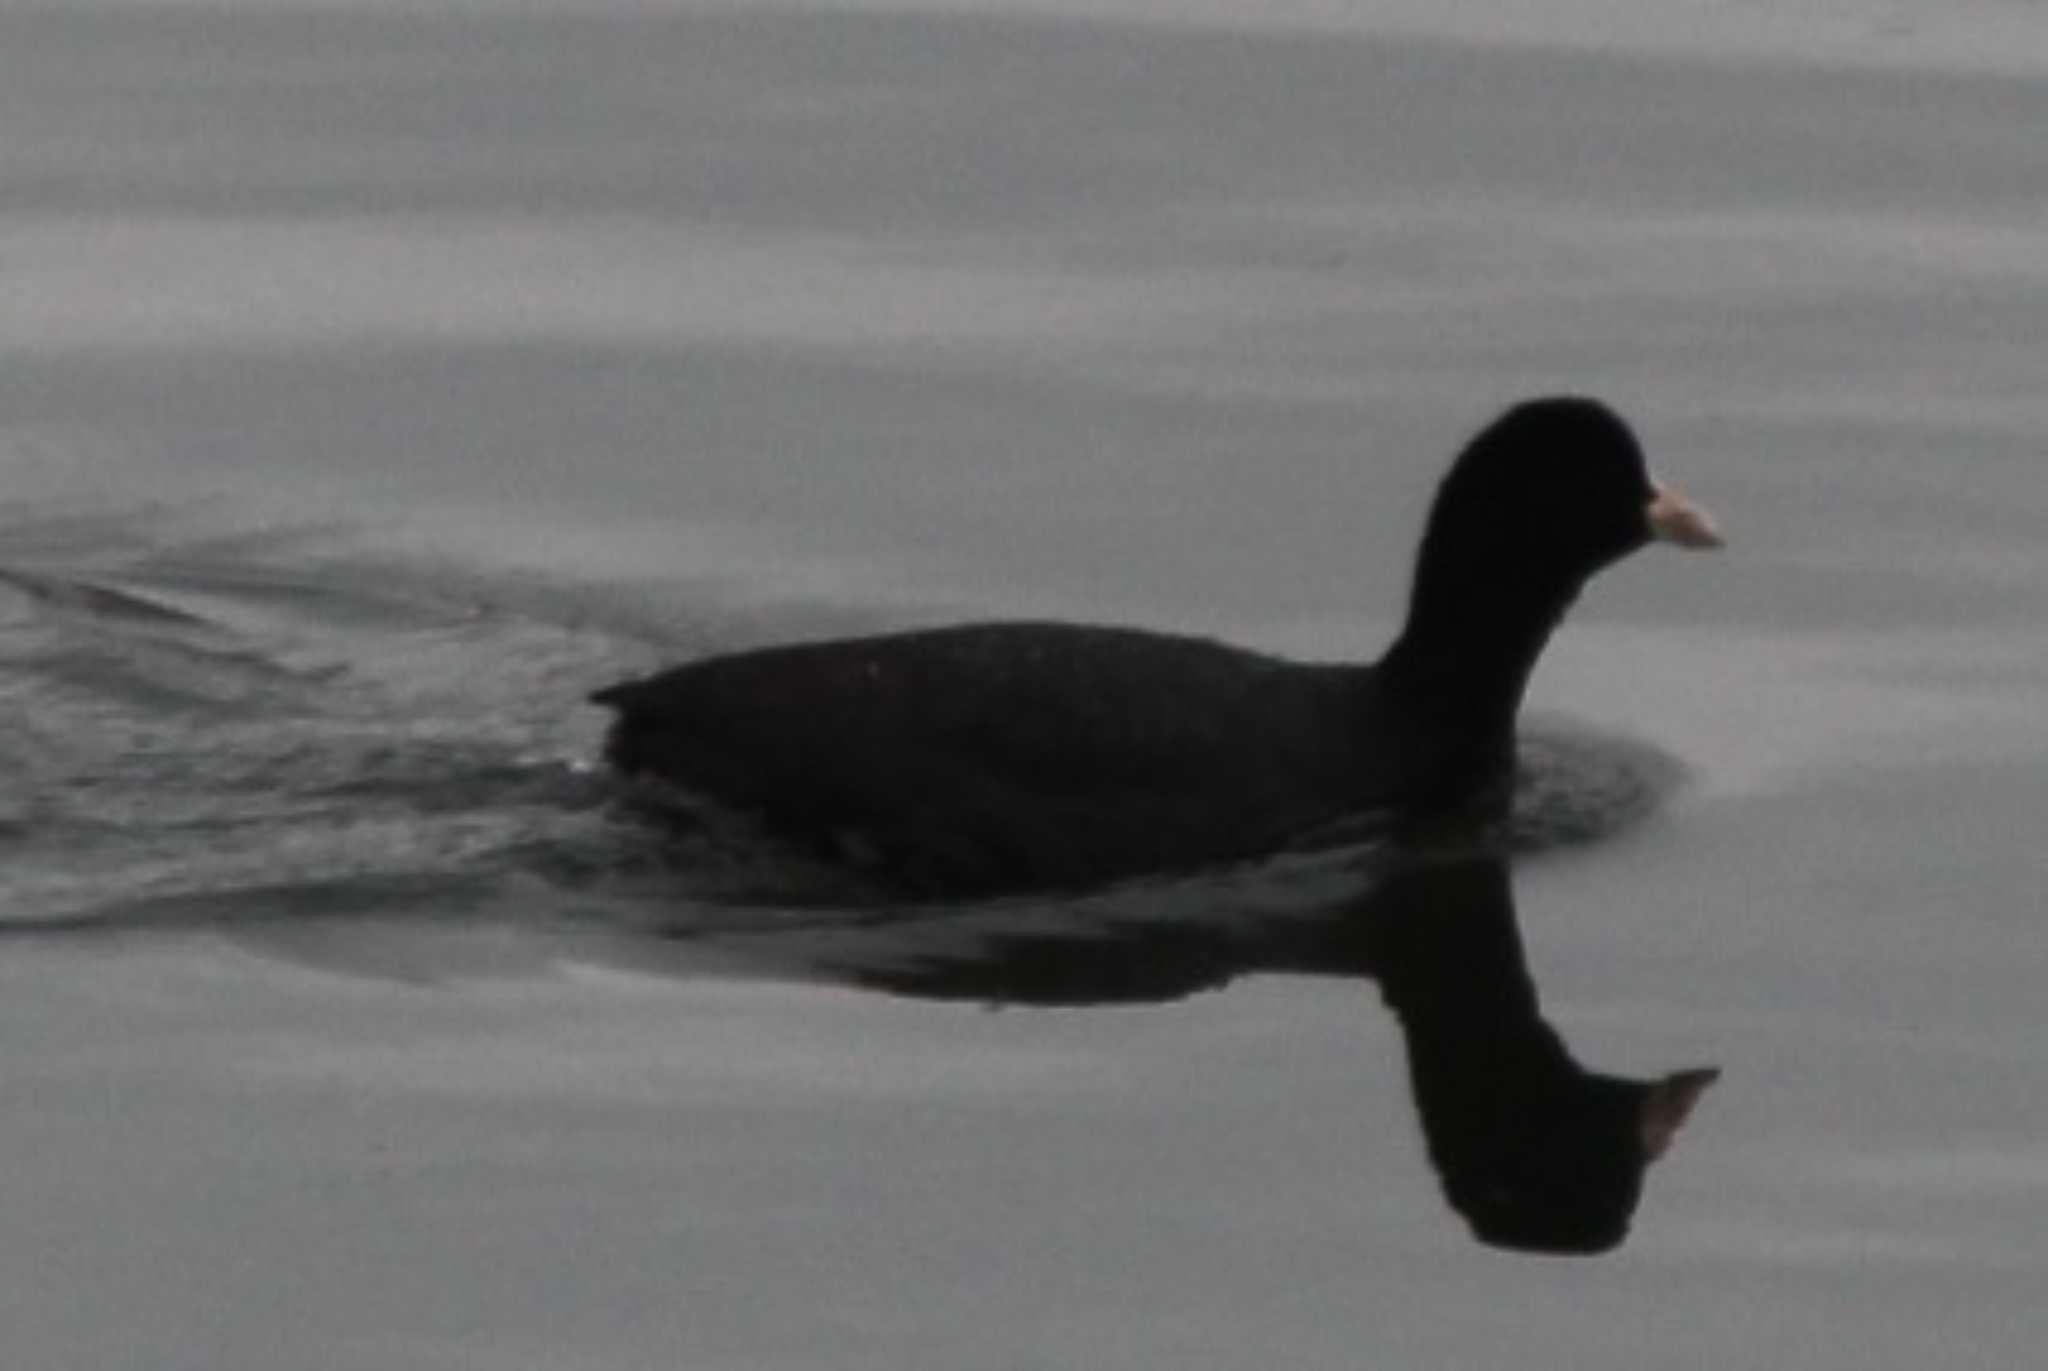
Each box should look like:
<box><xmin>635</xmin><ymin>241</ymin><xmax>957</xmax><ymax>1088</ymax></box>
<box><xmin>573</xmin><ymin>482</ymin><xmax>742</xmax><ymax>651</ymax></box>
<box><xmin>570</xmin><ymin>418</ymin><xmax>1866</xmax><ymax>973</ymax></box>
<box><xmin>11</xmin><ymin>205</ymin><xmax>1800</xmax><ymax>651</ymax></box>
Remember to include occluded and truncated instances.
<box><xmin>590</xmin><ymin>396</ymin><xmax>1720</xmax><ymax>896</ymax></box>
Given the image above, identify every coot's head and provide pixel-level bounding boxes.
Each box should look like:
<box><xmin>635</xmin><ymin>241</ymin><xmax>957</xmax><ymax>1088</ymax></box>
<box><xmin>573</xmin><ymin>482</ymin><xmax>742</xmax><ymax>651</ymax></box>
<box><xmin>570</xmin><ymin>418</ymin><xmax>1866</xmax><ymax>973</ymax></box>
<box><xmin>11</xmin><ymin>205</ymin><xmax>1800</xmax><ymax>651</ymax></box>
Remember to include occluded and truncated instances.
<box><xmin>1428</xmin><ymin>396</ymin><xmax>1718</xmax><ymax>586</ymax></box>
<box><xmin>1404</xmin><ymin>397</ymin><xmax>1719</xmax><ymax>637</ymax></box>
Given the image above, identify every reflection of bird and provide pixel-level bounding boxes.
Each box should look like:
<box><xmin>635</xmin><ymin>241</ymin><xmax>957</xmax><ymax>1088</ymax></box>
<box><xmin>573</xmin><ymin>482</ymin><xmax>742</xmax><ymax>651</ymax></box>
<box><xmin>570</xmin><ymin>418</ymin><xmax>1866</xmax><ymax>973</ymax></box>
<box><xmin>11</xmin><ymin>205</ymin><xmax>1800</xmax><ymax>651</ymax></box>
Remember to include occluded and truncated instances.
<box><xmin>592</xmin><ymin>397</ymin><xmax>1719</xmax><ymax>897</ymax></box>
<box><xmin>665</xmin><ymin>848</ymin><xmax>1717</xmax><ymax>1256</ymax></box>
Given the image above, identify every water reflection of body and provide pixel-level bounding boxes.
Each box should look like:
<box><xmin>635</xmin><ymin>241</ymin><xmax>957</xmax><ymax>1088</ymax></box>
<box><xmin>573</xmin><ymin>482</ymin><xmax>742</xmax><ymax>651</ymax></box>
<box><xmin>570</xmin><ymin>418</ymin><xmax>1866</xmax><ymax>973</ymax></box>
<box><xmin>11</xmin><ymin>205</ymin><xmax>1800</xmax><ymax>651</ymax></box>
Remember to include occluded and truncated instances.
<box><xmin>684</xmin><ymin>848</ymin><xmax>1714</xmax><ymax>1256</ymax></box>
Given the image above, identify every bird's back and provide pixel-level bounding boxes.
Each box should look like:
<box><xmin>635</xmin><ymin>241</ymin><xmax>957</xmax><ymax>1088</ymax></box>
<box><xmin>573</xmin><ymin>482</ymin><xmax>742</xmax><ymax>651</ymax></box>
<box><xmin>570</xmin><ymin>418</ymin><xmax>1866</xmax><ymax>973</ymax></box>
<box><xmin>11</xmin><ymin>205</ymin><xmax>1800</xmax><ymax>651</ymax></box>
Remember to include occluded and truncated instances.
<box><xmin>593</xmin><ymin>622</ymin><xmax>1371</xmax><ymax>894</ymax></box>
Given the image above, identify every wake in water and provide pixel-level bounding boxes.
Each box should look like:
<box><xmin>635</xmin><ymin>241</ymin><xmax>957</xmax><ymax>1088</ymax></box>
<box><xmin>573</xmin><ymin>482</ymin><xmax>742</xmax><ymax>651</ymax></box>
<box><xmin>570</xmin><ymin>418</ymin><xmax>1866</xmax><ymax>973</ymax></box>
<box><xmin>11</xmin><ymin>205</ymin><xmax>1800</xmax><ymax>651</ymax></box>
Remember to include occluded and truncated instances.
<box><xmin>0</xmin><ymin>503</ymin><xmax>649</xmax><ymax>930</ymax></box>
<box><xmin>0</xmin><ymin>500</ymin><xmax>1687</xmax><ymax>967</ymax></box>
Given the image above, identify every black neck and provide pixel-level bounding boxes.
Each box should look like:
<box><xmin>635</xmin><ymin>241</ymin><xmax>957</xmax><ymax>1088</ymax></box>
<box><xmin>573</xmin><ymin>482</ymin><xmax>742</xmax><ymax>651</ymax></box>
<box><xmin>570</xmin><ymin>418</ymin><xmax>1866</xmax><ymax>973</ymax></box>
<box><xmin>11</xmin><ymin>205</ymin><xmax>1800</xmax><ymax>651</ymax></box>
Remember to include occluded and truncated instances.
<box><xmin>1377</xmin><ymin>575</ymin><xmax>1578</xmax><ymax>755</ymax></box>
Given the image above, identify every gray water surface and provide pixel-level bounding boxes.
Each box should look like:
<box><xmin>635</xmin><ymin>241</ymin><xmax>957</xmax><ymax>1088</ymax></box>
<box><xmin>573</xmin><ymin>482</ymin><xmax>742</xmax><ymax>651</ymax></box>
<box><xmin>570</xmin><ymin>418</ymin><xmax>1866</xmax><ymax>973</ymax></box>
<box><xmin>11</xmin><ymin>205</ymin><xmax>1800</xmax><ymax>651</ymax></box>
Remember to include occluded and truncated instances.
<box><xmin>3</xmin><ymin>4</ymin><xmax>2045</xmax><ymax>1367</ymax></box>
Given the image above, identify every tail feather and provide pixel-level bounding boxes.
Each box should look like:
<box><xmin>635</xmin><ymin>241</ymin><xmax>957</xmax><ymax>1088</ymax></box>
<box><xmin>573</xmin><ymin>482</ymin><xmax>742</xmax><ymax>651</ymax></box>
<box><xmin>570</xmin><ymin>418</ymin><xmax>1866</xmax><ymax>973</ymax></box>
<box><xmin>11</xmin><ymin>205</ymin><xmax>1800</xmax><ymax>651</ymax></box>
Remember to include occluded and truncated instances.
<box><xmin>588</xmin><ymin>680</ymin><xmax>637</xmax><ymax>709</ymax></box>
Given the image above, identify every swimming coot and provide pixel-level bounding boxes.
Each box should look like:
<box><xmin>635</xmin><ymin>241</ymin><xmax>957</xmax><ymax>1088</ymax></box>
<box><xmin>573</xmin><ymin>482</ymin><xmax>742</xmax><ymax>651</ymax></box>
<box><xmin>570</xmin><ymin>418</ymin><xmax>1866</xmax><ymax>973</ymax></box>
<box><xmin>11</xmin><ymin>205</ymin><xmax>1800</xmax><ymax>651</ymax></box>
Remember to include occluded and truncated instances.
<box><xmin>591</xmin><ymin>396</ymin><xmax>1720</xmax><ymax>895</ymax></box>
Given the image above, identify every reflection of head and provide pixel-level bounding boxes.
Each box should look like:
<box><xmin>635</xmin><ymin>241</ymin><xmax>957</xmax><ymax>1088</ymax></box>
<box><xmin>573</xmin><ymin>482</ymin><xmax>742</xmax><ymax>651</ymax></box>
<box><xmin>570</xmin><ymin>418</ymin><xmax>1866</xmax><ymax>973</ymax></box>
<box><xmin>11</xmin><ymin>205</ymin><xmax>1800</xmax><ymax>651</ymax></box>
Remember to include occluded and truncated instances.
<box><xmin>1434</xmin><ymin>1068</ymin><xmax>1717</xmax><ymax>1255</ymax></box>
<box><xmin>1368</xmin><ymin>857</ymin><xmax>1717</xmax><ymax>1255</ymax></box>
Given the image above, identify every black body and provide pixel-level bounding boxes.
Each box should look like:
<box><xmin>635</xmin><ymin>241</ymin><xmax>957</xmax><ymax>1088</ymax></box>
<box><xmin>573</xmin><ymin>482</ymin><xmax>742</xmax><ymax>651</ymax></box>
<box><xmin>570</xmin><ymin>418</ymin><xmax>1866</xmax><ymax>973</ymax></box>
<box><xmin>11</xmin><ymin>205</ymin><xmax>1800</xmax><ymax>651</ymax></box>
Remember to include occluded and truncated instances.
<box><xmin>592</xmin><ymin>397</ymin><xmax>1666</xmax><ymax>896</ymax></box>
